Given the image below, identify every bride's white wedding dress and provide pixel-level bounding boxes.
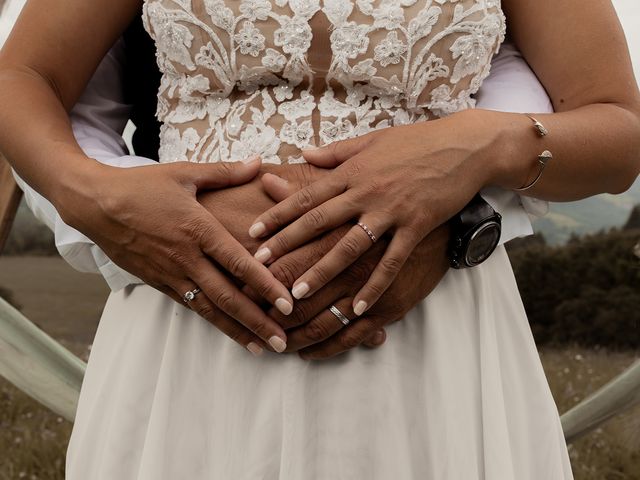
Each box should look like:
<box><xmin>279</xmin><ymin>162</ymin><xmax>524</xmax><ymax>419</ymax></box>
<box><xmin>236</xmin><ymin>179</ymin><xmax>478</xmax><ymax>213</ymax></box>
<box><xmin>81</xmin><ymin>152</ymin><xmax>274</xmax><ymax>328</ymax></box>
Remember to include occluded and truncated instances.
<box><xmin>66</xmin><ymin>1</ymin><xmax>573</xmax><ymax>478</ymax></box>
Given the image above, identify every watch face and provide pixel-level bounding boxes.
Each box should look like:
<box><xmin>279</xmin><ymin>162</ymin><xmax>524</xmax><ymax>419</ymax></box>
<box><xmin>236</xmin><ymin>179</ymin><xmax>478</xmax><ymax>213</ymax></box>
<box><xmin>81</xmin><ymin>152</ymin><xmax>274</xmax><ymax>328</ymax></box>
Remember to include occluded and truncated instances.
<box><xmin>465</xmin><ymin>221</ymin><xmax>501</xmax><ymax>266</ymax></box>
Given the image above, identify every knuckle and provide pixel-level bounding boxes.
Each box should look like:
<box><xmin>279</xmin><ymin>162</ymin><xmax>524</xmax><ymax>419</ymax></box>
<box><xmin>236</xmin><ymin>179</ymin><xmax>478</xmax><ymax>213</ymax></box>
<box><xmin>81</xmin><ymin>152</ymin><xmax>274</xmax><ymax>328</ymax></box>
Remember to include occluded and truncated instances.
<box><xmin>269</xmin><ymin>261</ymin><xmax>298</xmax><ymax>288</ymax></box>
<box><xmin>380</xmin><ymin>256</ymin><xmax>403</xmax><ymax>276</ymax></box>
<box><xmin>346</xmin><ymin>261</ymin><xmax>373</xmax><ymax>284</ymax></box>
<box><xmin>339</xmin><ymin>236</ymin><xmax>362</xmax><ymax>260</ymax></box>
<box><xmin>226</xmin><ymin>328</ymin><xmax>244</xmax><ymax>344</ymax></box>
<box><xmin>273</xmin><ymin>232</ymin><xmax>291</xmax><ymax>254</ymax></box>
<box><xmin>362</xmin><ymin>180</ymin><xmax>383</xmax><ymax>196</ymax></box>
<box><xmin>250</xmin><ymin>320</ymin><xmax>270</xmax><ymax>339</ymax></box>
<box><xmin>312</xmin><ymin>264</ymin><xmax>331</xmax><ymax>285</ymax></box>
<box><xmin>226</xmin><ymin>254</ymin><xmax>251</xmax><ymax>279</ymax></box>
<box><xmin>267</xmin><ymin>209</ymin><xmax>285</xmax><ymax>228</ymax></box>
<box><xmin>366</xmin><ymin>281</ymin><xmax>386</xmax><ymax>299</ymax></box>
<box><xmin>295</xmin><ymin>188</ymin><xmax>315</xmax><ymax>210</ymax></box>
<box><xmin>344</xmin><ymin>160</ymin><xmax>362</xmax><ymax>177</ymax></box>
<box><xmin>215</xmin><ymin>161</ymin><xmax>234</xmax><ymax>178</ymax></box>
<box><xmin>213</xmin><ymin>290</ymin><xmax>238</xmax><ymax>315</ymax></box>
<box><xmin>302</xmin><ymin>208</ymin><xmax>327</xmax><ymax>231</ymax></box>
<box><xmin>166</xmin><ymin>249</ymin><xmax>191</xmax><ymax>268</ymax></box>
<box><xmin>339</xmin><ymin>331</ymin><xmax>363</xmax><ymax>350</ymax></box>
<box><xmin>290</xmin><ymin>302</ymin><xmax>312</xmax><ymax>326</ymax></box>
<box><xmin>196</xmin><ymin>302</ymin><xmax>217</xmax><ymax>320</ymax></box>
<box><xmin>253</xmin><ymin>276</ymin><xmax>276</xmax><ymax>298</ymax></box>
<box><xmin>304</xmin><ymin>321</ymin><xmax>332</xmax><ymax>342</ymax></box>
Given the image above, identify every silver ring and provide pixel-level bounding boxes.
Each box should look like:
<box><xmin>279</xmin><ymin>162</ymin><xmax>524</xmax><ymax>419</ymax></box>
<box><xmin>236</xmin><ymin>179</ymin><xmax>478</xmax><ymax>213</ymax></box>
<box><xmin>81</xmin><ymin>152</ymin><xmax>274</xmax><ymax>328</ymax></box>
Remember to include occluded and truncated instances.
<box><xmin>357</xmin><ymin>222</ymin><xmax>377</xmax><ymax>243</ymax></box>
<box><xmin>182</xmin><ymin>287</ymin><xmax>201</xmax><ymax>303</ymax></box>
<box><xmin>329</xmin><ymin>305</ymin><xmax>351</xmax><ymax>326</ymax></box>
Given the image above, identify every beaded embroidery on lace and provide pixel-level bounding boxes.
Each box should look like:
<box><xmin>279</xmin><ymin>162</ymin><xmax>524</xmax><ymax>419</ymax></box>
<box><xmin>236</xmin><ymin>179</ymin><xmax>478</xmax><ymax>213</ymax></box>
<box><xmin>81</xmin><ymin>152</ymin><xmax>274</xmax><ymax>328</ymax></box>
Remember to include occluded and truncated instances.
<box><xmin>142</xmin><ymin>0</ymin><xmax>506</xmax><ymax>164</ymax></box>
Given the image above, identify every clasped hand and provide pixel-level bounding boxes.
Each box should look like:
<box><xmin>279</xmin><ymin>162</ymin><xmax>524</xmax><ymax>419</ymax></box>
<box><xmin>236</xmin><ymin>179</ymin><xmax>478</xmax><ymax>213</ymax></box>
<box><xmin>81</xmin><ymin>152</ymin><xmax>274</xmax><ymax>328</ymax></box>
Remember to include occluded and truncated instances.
<box><xmin>250</xmin><ymin>117</ymin><xmax>492</xmax><ymax>318</ymax></box>
<box><xmin>62</xmin><ymin>122</ymin><xmax>461</xmax><ymax>359</ymax></box>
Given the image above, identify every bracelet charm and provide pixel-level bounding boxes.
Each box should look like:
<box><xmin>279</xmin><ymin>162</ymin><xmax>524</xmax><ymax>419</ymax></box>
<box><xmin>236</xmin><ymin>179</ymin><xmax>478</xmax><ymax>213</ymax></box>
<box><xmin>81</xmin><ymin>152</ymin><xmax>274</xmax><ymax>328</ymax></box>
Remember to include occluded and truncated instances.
<box><xmin>516</xmin><ymin>115</ymin><xmax>553</xmax><ymax>191</ymax></box>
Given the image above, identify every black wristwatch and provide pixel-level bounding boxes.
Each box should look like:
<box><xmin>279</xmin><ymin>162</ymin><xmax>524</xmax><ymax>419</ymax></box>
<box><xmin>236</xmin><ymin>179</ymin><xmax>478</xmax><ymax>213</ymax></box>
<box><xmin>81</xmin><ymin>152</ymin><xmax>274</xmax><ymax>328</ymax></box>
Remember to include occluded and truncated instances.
<box><xmin>448</xmin><ymin>194</ymin><xmax>502</xmax><ymax>269</ymax></box>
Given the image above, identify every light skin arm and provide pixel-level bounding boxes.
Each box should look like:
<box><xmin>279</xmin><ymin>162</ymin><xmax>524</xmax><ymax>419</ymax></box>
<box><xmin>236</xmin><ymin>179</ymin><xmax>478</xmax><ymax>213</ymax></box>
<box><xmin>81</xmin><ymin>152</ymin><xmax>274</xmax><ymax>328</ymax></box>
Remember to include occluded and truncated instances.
<box><xmin>0</xmin><ymin>0</ymin><xmax>297</xmax><ymax>353</ymax></box>
<box><xmin>250</xmin><ymin>0</ymin><xmax>640</xmax><ymax>318</ymax></box>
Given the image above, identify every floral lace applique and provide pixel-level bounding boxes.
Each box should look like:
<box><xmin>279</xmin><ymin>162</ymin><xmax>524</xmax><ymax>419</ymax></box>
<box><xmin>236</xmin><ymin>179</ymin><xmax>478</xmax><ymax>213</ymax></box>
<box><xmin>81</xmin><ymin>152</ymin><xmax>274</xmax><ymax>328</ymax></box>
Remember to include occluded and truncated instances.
<box><xmin>142</xmin><ymin>0</ymin><xmax>506</xmax><ymax>164</ymax></box>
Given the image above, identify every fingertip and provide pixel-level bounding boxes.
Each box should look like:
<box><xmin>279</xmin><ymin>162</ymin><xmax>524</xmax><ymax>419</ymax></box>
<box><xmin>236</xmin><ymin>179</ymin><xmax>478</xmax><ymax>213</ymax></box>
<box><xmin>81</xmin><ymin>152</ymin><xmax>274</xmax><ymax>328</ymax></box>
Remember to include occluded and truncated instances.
<box><xmin>269</xmin><ymin>335</ymin><xmax>287</xmax><ymax>353</ymax></box>
<box><xmin>262</xmin><ymin>173</ymin><xmax>293</xmax><ymax>202</ymax></box>
<box><xmin>275</xmin><ymin>297</ymin><xmax>293</xmax><ymax>316</ymax></box>
<box><xmin>254</xmin><ymin>246</ymin><xmax>271</xmax><ymax>263</ymax></box>
<box><xmin>242</xmin><ymin>154</ymin><xmax>262</xmax><ymax>167</ymax></box>
<box><xmin>353</xmin><ymin>300</ymin><xmax>369</xmax><ymax>316</ymax></box>
<box><xmin>249</xmin><ymin>222</ymin><xmax>267</xmax><ymax>239</ymax></box>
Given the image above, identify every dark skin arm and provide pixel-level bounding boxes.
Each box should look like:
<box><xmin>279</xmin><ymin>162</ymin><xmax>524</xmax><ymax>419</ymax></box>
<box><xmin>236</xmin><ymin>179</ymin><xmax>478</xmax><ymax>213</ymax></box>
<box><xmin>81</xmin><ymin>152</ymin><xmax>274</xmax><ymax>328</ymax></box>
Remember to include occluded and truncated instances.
<box><xmin>198</xmin><ymin>163</ymin><xmax>450</xmax><ymax>356</ymax></box>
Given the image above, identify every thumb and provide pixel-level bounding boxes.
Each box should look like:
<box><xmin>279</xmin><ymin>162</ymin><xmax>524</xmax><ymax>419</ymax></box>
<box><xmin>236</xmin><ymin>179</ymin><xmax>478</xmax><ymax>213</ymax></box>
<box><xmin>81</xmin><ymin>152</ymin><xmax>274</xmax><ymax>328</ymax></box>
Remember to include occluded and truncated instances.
<box><xmin>302</xmin><ymin>135</ymin><xmax>372</xmax><ymax>168</ymax></box>
<box><xmin>186</xmin><ymin>155</ymin><xmax>262</xmax><ymax>190</ymax></box>
<box><xmin>362</xmin><ymin>329</ymin><xmax>387</xmax><ymax>349</ymax></box>
<box><xmin>261</xmin><ymin>172</ymin><xmax>297</xmax><ymax>202</ymax></box>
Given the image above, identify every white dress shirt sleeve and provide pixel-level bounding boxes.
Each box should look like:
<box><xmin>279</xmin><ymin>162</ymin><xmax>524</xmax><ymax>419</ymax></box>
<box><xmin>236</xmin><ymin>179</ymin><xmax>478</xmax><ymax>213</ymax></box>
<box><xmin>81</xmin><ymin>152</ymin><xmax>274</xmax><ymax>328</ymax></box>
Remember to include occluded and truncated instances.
<box><xmin>12</xmin><ymin>37</ymin><xmax>152</xmax><ymax>291</ymax></box>
<box><xmin>476</xmin><ymin>41</ymin><xmax>553</xmax><ymax>244</ymax></box>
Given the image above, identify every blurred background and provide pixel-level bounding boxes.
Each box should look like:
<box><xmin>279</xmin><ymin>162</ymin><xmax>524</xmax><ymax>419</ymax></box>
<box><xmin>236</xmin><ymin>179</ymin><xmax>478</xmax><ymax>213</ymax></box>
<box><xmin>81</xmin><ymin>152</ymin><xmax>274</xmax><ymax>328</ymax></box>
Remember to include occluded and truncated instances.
<box><xmin>0</xmin><ymin>0</ymin><xmax>639</xmax><ymax>479</ymax></box>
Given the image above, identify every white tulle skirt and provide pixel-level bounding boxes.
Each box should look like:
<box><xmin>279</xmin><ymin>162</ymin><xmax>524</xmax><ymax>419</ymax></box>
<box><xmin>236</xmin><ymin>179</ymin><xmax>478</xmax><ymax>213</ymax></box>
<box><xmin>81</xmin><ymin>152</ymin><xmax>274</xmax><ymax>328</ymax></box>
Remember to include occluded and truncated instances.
<box><xmin>65</xmin><ymin>246</ymin><xmax>573</xmax><ymax>479</ymax></box>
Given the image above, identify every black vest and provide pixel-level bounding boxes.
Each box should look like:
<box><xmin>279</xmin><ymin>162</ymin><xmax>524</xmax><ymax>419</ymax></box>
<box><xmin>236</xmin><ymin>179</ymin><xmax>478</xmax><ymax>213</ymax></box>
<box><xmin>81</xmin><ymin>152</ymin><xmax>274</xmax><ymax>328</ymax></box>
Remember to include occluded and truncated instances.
<box><xmin>122</xmin><ymin>14</ymin><xmax>162</xmax><ymax>161</ymax></box>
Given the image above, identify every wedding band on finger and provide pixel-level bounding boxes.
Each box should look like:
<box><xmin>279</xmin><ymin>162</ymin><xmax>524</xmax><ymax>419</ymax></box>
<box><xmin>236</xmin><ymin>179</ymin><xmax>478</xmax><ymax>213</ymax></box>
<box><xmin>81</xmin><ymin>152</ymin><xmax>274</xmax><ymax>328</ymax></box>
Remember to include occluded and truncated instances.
<box><xmin>357</xmin><ymin>222</ymin><xmax>377</xmax><ymax>243</ymax></box>
<box><xmin>329</xmin><ymin>305</ymin><xmax>351</xmax><ymax>326</ymax></box>
<box><xmin>182</xmin><ymin>287</ymin><xmax>202</xmax><ymax>303</ymax></box>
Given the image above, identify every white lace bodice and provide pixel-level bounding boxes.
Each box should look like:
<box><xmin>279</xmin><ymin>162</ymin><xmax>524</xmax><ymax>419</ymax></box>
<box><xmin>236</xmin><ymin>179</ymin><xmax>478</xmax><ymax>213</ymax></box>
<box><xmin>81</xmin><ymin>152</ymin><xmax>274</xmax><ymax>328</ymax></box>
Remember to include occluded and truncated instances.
<box><xmin>142</xmin><ymin>0</ymin><xmax>505</xmax><ymax>164</ymax></box>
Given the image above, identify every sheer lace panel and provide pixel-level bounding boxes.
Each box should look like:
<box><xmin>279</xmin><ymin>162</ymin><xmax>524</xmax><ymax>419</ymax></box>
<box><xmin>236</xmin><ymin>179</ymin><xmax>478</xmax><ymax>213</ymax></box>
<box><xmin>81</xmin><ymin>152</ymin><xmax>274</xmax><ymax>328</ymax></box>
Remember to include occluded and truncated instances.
<box><xmin>142</xmin><ymin>0</ymin><xmax>505</xmax><ymax>164</ymax></box>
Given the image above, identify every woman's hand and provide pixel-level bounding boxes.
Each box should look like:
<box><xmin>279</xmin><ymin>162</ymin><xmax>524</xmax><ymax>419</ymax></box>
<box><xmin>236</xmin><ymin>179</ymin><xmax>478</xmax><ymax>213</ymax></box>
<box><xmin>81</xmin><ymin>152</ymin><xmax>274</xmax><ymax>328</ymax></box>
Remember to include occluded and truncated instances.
<box><xmin>248</xmin><ymin>113</ymin><xmax>500</xmax><ymax>316</ymax></box>
<box><xmin>56</xmin><ymin>156</ymin><xmax>294</xmax><ymax>353</ymax></box>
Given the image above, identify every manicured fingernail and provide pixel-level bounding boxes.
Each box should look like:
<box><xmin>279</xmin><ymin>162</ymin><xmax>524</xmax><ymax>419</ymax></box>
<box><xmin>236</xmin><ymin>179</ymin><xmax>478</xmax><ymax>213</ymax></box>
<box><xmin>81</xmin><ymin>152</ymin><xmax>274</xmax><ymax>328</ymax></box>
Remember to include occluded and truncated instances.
<box><xmin>249</xmin><ymin>222</ymin><xmax>266</xmax><ymax>238</ymax></box>
<box><xmin>354</xmin><ymin>300</ymin><xmax>368</xmax><ymax>316</ymax></box>
<box><xmin>254</xmin><ymin>247</ymin><xmax>271</xmax><ymax>263</ymax></box>
<box><xmin>269</xmin><ymin>336</ymin><xmax>287</xmax><ymax>353</ymax></box>
<box><xmin>291</xmin><ymin>282</ymin><xmax>310</xmax><ymax>300</ymax></box>
<box><xmin>275</xmin><ymin>297</ymin><xmax>293</xmax><ymax>315</ymax></box>
<box><xmin>247</xmin><ymin>342</ymin><xmax>264</xmax><ymax>356</ymax></box>
<box><xmin>374</xmin><ymin>330</ymin><xmax>385</xmax><ymax>345</ymax></box>
<box><xmin>242</xmin><ymin>154</ymin><xmax>261</xmax><ymax>164</ymax></box>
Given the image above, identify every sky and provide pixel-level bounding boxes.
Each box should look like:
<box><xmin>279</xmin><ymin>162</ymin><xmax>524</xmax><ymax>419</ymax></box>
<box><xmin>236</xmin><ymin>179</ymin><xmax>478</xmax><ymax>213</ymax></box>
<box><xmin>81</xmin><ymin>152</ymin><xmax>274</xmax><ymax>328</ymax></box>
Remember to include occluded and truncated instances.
<box><xmin>612</xmin><ymin>0</ymin><xmax>640</xmax><ymax>82</ymax></box>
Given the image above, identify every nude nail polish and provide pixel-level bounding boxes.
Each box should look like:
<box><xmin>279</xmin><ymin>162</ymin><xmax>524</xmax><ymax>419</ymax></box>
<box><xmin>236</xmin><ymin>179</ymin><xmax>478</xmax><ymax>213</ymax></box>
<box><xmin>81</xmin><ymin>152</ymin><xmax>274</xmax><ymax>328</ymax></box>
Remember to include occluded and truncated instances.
<box><xmin>275</xmin><ymin>297</ymin><xmax>293</xmax><ymax>315</ymax></box>
<box><xmin>249</xmin><ymin>222</ymin><xmax>267</xmax><ymax>238</ymax></box>
<box><xmin>254</xmin><ymin>247</ymin><xmax>271</xmax><ymax>263</ymax></box>
<box><xmin>247</xmin><ymin>342</ymin><xmax>264</xmax><ymax>356</ymax></box>
<box><xmin>269</xmin><ymin>336</ymin><xmax>287</xmax><ymax>353</ymax></box>
<box><xmin>291</xmin><ymin>282</ymin><xmax>310</xmax><ymax>300</ymax></box>
<box><xmin>354</xmin><ymin>300</ymin><xmax>368</xmax><ymax>316</ymax></box>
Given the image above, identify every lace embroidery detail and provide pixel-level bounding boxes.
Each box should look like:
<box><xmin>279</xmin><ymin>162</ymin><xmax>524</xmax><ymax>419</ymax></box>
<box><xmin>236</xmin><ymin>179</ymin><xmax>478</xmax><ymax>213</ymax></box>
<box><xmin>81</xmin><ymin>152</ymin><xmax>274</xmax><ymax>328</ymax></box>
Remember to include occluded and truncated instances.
<box><xmin>142</xmin><ymin>0</ymin><xmax>505</xmax><ymax>163</ymax></box>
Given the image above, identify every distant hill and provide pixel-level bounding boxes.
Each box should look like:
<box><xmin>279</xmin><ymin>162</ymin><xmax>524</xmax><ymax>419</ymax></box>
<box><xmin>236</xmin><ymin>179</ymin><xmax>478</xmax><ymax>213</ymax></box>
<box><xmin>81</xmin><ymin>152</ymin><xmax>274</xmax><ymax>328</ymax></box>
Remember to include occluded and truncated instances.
<box><xmin>533</xmin><ymin>178</ymin><xmax>640</xmax><ymax>244</ymax></box>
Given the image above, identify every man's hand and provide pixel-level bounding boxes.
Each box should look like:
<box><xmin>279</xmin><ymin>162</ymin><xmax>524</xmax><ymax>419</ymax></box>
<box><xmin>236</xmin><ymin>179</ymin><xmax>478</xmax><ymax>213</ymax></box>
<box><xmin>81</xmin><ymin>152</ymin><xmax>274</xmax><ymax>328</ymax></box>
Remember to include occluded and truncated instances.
<box><xmin>258</xmin><ymin>175</ymin><xmax>451</xmax><ymax>358</ymax></box>
<box><xmin>291</xmin><ymin>225</ymin><xmax>450</xmax><ymax>360</ymax></box>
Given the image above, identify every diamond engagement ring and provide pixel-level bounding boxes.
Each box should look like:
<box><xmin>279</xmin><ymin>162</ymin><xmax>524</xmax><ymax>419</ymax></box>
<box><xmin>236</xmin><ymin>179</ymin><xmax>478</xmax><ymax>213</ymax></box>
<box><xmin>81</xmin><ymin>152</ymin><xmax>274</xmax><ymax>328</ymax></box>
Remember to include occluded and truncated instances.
<box><xmin>329</xmin><ymin>305</ymin><xmax>351</xmax><ymax>326</ymax></box>
<box><xmin>357</xmin><ymin>222</ymin><xmax>377</xmax><ymax>243</ymax></box>
<box><xmin>182</xmin><ymin>288</ymin><xmax>201</xmax><ymax>303</ymax></box>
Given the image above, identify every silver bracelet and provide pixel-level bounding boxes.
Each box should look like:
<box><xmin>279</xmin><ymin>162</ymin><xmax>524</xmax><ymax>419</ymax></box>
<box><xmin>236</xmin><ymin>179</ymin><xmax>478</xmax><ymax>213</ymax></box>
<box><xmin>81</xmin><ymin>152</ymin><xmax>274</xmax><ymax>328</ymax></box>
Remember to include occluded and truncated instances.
<box><xmin>515</xmin><ymin>115</ymin><xmax>553</xmax><ymax>191</ymax></box>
